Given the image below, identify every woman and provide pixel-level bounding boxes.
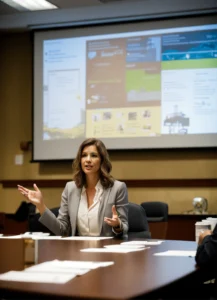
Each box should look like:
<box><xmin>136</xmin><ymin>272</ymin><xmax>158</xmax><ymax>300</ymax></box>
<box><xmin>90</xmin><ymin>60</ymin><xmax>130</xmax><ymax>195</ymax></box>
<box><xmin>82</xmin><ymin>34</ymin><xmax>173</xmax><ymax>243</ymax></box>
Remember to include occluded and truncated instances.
<box><xmin>17</xmin><ymin>138</ymin><xmax>128</xmax><ymax>237</ymax></box>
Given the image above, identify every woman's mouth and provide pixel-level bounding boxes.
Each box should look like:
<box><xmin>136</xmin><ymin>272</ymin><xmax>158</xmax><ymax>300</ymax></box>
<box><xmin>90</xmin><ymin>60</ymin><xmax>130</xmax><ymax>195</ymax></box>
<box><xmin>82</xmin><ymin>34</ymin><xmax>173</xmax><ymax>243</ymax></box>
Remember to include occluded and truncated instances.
<box><xmin>85</xmin><ymin>165</ymin><xmax>92</xmax><ymax>170</ymax></box>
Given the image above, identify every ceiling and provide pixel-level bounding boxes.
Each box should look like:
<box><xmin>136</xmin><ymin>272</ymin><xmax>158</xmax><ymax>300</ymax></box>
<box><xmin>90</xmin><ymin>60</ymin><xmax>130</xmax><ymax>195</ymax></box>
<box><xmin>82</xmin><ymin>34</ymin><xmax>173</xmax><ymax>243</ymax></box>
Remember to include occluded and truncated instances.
<box><xmin>0</xmin><ymin>0</ymin><xmax>112</xmax><ymax>15</ymax></box>
<box><xmin>0</xmin><ymin>0</ymin><xmax>216</xmax><ymax>32</ymax></box>
<box><xmin>0</xmin><ymin>0</ymin><xmax>139</xmax><ymax>31</ymax></box>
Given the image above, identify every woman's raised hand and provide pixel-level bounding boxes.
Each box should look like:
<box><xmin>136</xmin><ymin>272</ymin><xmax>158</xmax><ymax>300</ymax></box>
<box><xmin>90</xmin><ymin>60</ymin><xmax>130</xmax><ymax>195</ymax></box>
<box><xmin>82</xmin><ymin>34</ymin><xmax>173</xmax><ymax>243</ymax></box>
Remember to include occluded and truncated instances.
<box><xmin>104</xmin><ymin>205</ymin><xmax>122</xmax><ymax>231</ymax></box>
<box><xmin>17</xmin><ymin>184</ymin><xmax>46</xmax><ymax>214</ymax></box>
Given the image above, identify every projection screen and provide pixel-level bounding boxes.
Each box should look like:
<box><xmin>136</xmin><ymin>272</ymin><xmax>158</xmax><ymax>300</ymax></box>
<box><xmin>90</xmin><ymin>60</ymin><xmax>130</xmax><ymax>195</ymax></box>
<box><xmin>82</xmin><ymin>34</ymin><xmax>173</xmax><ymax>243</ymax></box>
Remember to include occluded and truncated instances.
<box><xmin>33</xmin><ymin>15</ymin><xmax>217</xmax><ymax>160</ymax></box>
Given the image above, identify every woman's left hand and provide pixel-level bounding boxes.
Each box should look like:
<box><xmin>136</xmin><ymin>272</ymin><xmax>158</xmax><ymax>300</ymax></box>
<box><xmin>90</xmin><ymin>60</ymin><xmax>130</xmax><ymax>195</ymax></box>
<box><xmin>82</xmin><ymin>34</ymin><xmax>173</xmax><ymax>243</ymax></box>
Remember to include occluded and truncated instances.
<box><xmin>104</xmin><ymin>205</ymin><xmax>120</xmax><ymax>228</ymax></box>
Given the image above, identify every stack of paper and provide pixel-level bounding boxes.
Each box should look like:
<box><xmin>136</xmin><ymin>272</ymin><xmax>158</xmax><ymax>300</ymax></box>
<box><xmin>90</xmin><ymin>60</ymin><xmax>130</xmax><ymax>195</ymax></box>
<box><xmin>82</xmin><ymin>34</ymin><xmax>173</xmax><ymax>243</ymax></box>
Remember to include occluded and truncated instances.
<box><xmin>81</xmin><ymin>243</ymin><xmax>148</xmax><ymax>253</ymax></box>
<box><xmin>63</xmin><ymin>236</ymin><xmax>114</xmax><ymax>241</ymax></box>
<box><xmin>80</xmin><ymin>240</ymin><xmax>164</xmax><ymax>253</ymax></box>
<box><xmin>0</xmin><ymin>232</ymin><xmax>52</xmax><ymax>239</ymax></box>
<box><xmin>0</xmin><ymin>235</ymin><xmax>23</xmax><ymax>239</ymax></box>
<box><xmin>0</xmin><ymin>260</ymin><xmax>114</xmax><ymax>284</ymax></box>
<box><xmin>0</xmin><ymin>234</ymin><xmax>114</xmax><ymax>241</ymax></box>
<box><xmin>23</xmin><ymin>232</ymin><xmax>51</xmax><ymax>238</ymax></box>
<box><xmin>104</xmin><ymin>244</ymin><xmax>145</xmax><ymax>249</ymax></box>
<box><xmin>121</xmin><ymin>241</ymin><xmax>163</xmax><ymax>246</ymax></box>
<box><xmin>154</xmin><ymin>250</ymin><xmax>196</xmax><ymax>257</ymax></box>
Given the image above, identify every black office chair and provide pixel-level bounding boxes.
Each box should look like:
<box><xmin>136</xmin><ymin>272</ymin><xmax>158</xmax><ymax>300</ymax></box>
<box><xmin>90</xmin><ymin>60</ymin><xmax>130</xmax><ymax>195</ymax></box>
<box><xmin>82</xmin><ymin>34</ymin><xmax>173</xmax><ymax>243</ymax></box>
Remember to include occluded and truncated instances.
<box><xmin>140</xmin><ymin>201</ymin><xmax>168</xmax><ymax>239</ymax></box>
<box><xmin>128</xmin><ymin>202</ymin><xmax>151</xmax><ymax>239</ymax></box>
<box><xmin>140</xmin><ymin>201</ymin><xmax>168</xmax><ymax>222</ymax></box>
<box><xmin>28</xmin><ymin>207</ymin><xmax>59</xmax><ymax>235</ymax></box>
<box><xmin>6</xmin><ymin>201</ymin><xmax>36</xmax><ymax>222</ymax></box>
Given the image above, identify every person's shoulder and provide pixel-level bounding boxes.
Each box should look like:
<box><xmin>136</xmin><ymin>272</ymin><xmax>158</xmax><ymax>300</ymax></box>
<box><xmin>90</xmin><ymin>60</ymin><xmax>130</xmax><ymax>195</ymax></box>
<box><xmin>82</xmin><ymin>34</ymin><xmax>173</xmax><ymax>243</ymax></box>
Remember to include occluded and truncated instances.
<box><xmin>64</xmin><ymin>181</ymin><xmax>77</xmax><ymax>190</ymax></box>
<box><xmin>112</xmin><ymin>180</ymin><xmax>126</xmax><ymax>189</ymax></box>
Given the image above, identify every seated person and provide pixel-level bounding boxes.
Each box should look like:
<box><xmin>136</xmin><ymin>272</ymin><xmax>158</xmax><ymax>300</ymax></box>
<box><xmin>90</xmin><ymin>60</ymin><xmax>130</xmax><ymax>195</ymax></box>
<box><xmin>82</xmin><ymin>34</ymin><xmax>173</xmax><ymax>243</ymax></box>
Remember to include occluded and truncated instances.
<box><xmin>17</xmin><ymin>138</ymin><xmax>128</xmax><ymax>237</ymax></box>
<box><xmin>155</xmin><ymin>229</ymin><xmax>217</xmax><ymax>300</ymax></box>
<box><xmin>195</xmin><ymin>227</ymin><xmax>217</xmax><ymax>300</ymax></box>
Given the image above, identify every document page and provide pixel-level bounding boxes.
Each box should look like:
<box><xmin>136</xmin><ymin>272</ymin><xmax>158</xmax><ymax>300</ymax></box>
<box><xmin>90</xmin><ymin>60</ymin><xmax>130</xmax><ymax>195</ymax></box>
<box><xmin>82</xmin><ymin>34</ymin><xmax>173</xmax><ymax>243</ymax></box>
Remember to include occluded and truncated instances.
<box><xmin>121</xmin><ymin>241</ymin><xmax>163</xmax><ymax>246</ymax></box>
<box><xmin>0</xmin><ymin>271</ymin><xmax>76</xmax><ymax>284</ymax></box>
<box><xmin>0</xmin><ymin>260</ymin><xmax>114</xmax><ymax>284</ymax></box>
<box><xmin>0</xmin><ymin>235</ymin><xmax>23</xmax><ymax>239</ymax></box>
<box><xmin>81</xmin><ymin>248</ymin><xmax>146</xmax><ymax>253</ymax></box>
<box><xmin>104</xmin><ymin>244</ymin><xmax>146</xmax><ymax>249</ymax></box>
<box><xmin>154</xmin><ymin>250</ymin><xmax>196</xmax><ymax>257</ymax></box>
<box><xmin>63</xmin><ymin>236</ymin><xmax>114</xmax><ymax>240</ymax></box>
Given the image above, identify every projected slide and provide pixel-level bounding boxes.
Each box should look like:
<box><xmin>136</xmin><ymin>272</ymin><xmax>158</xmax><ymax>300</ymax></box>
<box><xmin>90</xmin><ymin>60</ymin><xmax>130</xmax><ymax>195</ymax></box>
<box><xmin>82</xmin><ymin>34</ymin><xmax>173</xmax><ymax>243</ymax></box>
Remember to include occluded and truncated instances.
<box><xmin>43</xmin><ymin>38</ymin><xmax>86</xmax><ymax>140</ymax></box>
<box><xmin>85</xmin><ymin>36</ymin><xmax>161</xmax><ymax>137</ymax></box>
<box><xmin>162</xmin><ymin>30</ymin><xmax>217</xmax><ymax>61</ymax></box>
<box><xmin>34</xmin><ymin>21</ymin><xmax>217</xmax><ymax>160</ymax></box>
<box><xmin>126</xmin><ymin>36</ymin><xmax>161</xmax><ymax>104</ymax></box>
<box><xmin>161</xmin><ymin>30</ymin><xmax>217</xmax><ymax>135</ymax></box>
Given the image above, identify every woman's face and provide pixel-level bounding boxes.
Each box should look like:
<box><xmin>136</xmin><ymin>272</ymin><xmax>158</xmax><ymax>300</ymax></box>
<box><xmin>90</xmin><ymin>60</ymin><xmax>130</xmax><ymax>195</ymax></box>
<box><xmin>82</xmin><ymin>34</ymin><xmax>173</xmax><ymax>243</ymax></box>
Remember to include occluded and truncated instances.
<box><xmin>81</xmin><ymin>145</ymin><xmax>101</xmax><ymax>177</ymax></box>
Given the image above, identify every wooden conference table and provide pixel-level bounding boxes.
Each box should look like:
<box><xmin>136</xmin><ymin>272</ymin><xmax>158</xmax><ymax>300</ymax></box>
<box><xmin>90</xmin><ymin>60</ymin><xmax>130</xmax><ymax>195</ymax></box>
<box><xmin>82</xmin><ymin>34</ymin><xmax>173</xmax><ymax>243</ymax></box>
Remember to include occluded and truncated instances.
<box><xmin>0</xmin><ymin>238</ymin><xmax>200</xmax><ymax>300</ymax></box>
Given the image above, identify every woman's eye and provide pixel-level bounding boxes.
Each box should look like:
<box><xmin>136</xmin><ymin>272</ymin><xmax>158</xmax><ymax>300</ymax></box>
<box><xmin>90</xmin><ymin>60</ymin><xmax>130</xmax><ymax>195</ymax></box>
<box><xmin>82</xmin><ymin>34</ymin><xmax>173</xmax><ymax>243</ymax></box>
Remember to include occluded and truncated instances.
<box><xmin>81</xmin><ymin>153</ymin><xmax>98</xmax><ymax>158</ymax></box>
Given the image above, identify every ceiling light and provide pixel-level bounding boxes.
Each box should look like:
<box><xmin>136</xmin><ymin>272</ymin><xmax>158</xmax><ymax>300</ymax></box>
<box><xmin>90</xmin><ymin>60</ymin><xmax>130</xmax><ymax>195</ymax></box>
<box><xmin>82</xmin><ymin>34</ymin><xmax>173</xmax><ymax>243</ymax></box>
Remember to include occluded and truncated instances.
<box><xmin>1</xmin><ymin>0</ymin><xmax>58</xmax><ymax>11</ymax></box>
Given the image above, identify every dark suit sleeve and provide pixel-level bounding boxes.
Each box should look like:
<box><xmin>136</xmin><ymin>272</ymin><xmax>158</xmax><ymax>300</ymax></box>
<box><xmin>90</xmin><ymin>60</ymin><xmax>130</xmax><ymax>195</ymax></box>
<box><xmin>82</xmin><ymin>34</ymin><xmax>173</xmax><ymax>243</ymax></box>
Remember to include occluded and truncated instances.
<box><xmin>196</xmin><ymin>225</ymin><xmax>217</xmax><ymax>268</ymax></box>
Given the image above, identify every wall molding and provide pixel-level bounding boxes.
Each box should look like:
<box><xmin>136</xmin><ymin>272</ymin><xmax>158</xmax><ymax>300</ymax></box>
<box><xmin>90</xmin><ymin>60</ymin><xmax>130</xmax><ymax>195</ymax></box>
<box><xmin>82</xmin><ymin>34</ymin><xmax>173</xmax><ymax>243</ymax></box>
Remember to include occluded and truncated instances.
<box><xmin>1</xmin><ymin>179</ymin><xmax>217</xmax><ymax>188</ymax></box>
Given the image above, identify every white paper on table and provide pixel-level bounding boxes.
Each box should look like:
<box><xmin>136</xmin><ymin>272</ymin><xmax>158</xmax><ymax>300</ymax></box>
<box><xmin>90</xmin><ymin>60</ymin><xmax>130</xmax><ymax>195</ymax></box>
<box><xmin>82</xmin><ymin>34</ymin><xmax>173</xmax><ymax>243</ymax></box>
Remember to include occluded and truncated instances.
<box><xmin>81</xmin><ymin>247</ymin><xmax>146</xmax><ymax>253</ymax></box>
<box><xmin>26</xmin><ymin>265</ymin><xmax>90</xmax><ymax>276</ymax></box>
<box><xmin>26</xmin><ymin>260</ymin><xmax>114</xmax><ymax>271</ymax></box>
<box><xmin>0</xmin><ymin>271</ymin><xmax>76</xmax><ymax>284</ymax></box>
<box><xmin>104</xmin><ymin>244</ymin><xmax>146</xmax><ymax>249</ymax></box>
<box><xmin>0</xmin><ymin>260</ymin><xmax>115</xmax><ymax>284</ymax></box>
<box><xmin>0</xmin><ymin>234</ymin><xmax>3</xmax><ymax>237</ymax></box>
<box><xmin>22</xmin><ymin>232</ymin><xmax>51</xmax><ymax>239</ymax></box>
<box><xmin>31</xmin><ymin>236</ymin><xmax>62</xmax><ymax>240</ymax></box>
<box><xmin>23</xmin><ymin>232</ymin><xmax>50</xmax><ymax>236</ymax></box>
<box><xmin>154</xmin><ymin>250</ymin><xmax>196</xmax><ymax>257</ymax></box>
<box><xmin>0</xmin><ymin>233</ymin><xmax>60</xmax><ymax>240</ymax></box>
<box><xmin>121</xmin><ymin>241</ymin><xmax>163</xmax><ymax>246</ymax></box>
<box><xmin>0</xmin><ymin>235</ymin><xmax>23</xmax><ymax>239</ymax></box>
<box><xmin>63</xmin><ymin>236</ymin><xmax>114</xmax><ymax>241</ymax></box>
<box><xmin>21</xmin><ymin>233</ymin><xmax>36</xmax><ymax>239</ymax></box>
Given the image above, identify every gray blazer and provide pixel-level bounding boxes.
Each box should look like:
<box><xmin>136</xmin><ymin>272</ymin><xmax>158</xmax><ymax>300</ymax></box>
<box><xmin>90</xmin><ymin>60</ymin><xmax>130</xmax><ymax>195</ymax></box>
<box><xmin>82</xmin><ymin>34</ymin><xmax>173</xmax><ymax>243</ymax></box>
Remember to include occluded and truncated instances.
<box><xmin>39</xmin><ymin>180</ymin><xmax>128</xmax><ymax>237</ymax></box>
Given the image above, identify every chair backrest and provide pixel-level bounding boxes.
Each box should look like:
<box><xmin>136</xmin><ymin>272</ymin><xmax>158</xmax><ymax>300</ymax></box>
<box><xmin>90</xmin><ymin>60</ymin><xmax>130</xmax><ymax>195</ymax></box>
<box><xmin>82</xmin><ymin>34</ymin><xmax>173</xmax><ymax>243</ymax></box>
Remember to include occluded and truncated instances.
<box><xmin>28</xmin><ymin>207</ymin><xmax>59</xmax><ymax>234</ymax></box>
<box><xmin>14</xmin><ymin>201</ymin><xmax>36</xmax><ymax>222</ymax></box>
<box><xmin>140</xmin><ymin>201</ymin><xmax>168</xmax><ymax>222</ymax></box>
<box><xmin>140</xmin><ymin>202</ymin><xmax>168</xmax><ymax>239</ymax></box>
<box><xmin>128</xmin><ymin>202</ymin><xmax>151</xmax><ymax>239</ymax></box>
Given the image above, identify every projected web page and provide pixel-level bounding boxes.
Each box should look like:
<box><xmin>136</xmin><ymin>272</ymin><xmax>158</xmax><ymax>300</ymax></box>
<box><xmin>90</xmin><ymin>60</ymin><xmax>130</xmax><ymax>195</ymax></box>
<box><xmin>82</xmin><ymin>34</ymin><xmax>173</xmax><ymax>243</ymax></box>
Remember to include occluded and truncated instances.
<box><xmin>42</xmin><ymin>24</ymin><xmax>217</xmax><ymax>141</ymax></box>
<box><xmin>43</xmin><ymin>38</ymin><xmax>86</xmax><ymax>140</ymax></box>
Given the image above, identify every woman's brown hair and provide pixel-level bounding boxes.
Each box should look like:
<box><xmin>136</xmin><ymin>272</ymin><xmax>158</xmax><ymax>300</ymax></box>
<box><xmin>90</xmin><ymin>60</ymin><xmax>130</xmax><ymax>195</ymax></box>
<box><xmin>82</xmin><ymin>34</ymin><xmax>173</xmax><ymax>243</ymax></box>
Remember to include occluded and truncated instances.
<box><xmin>72</xmin><ymin>138</ymin><xmax>114</xmax><ymax>189</ymax></box>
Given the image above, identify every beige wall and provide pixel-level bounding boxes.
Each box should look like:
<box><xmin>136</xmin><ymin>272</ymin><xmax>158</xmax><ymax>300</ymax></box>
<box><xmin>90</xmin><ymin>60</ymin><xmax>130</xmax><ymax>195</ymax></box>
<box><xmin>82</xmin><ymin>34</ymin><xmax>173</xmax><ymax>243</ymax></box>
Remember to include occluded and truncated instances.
<box><xmin>0</xmin><ymin>32</ymin><xmax>217</xmax><ymax>214</ymax></box>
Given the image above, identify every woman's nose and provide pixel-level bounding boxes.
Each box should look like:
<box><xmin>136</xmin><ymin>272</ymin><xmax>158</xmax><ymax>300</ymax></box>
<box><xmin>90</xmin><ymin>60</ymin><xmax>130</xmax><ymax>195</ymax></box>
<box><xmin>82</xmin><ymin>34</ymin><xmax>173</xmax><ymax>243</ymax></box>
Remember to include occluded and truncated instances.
<box><xmin>86</xmin><ymin>155</ymin><xmax>91</xmax><ymax>161</ymax></box>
